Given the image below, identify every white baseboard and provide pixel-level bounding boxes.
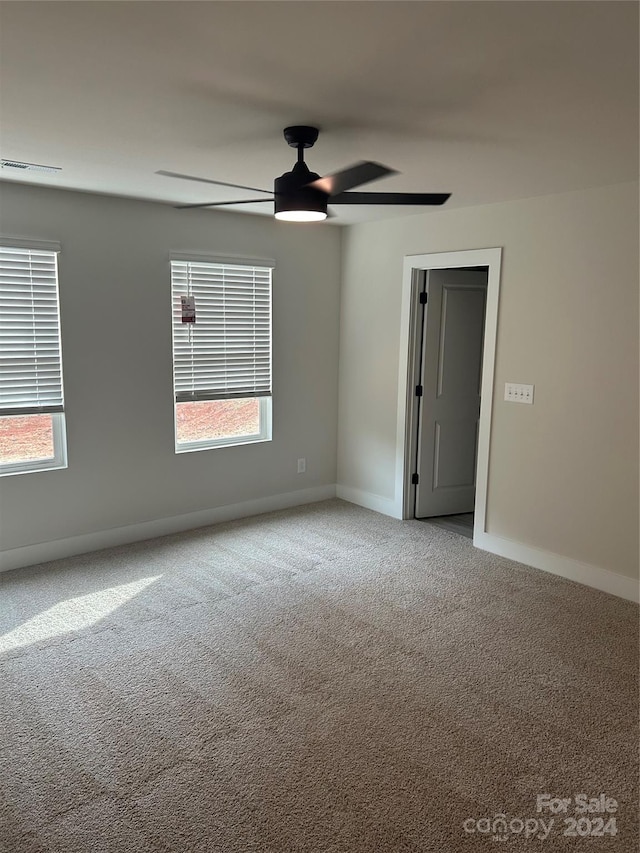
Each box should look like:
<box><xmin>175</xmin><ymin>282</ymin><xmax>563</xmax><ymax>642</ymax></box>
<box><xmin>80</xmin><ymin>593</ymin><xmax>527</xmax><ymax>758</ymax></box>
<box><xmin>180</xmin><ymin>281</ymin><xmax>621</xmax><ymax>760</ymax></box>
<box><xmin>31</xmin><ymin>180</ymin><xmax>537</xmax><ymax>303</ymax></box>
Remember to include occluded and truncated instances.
<box><xmin>336</xmin><ymin>484</ymin><xmax>401</xmax><ymax>519</ymax></box>
<box><xmin>474</xmin><ymin>531</ymin><xmax>639</xmax><ymax>604</ymax></box>
<box><xmin>0</xmin><ymin>484</ymin><xmax>337</xmax><ymax>574</ymax></box>
<box><xmin>3</xmin><ymin>485</ymin><xmax>636</xmax><ymax>604</ymax></box>
<box><xmin>336</xmin><ymin>488</ymin><xmax>638</xmax><ymax>602</ymax></box>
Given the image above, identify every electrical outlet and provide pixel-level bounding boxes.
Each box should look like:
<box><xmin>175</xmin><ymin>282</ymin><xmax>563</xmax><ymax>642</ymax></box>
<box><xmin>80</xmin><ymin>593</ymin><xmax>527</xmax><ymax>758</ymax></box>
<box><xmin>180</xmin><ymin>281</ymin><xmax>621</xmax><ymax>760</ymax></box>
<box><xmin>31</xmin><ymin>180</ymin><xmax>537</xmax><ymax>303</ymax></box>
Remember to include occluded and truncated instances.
<box><xmin>504</xmin><ymin>382</ymin><xmax>534</xmax><ymax>404</ymax></box>
<box><xmin>297</xmin><ymin>458</ymin><xmax>306</xmax><ymax>474</ymax></box>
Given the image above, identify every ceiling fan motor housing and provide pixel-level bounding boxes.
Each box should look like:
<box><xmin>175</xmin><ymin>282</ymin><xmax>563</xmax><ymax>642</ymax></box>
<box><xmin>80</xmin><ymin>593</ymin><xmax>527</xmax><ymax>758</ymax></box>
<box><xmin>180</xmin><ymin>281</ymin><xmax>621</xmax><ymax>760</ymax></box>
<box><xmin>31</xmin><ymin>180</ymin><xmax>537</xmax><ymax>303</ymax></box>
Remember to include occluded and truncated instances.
<box><xmin>274</xmin><ymin>161</ymin><xmax>328</xmax><ymax>218</ymax></box>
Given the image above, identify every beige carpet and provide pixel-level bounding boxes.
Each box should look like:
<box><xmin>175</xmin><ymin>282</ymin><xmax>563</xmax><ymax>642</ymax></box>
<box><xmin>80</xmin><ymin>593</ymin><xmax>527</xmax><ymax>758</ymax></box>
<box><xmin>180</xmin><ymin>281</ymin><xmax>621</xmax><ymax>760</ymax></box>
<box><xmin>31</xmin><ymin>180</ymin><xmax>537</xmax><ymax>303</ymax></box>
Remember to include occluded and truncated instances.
<box><xmin>0</xmin><ymin>499</ymin><xmax>637</xmax><ymax>852</ymax></box>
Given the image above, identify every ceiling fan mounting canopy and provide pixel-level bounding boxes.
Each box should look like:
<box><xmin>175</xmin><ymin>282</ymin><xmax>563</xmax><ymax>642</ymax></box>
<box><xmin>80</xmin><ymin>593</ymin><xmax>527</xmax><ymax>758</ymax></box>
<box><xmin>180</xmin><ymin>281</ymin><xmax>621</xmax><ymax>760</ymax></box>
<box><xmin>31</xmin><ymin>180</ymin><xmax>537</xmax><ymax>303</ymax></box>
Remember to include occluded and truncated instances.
<box><xmin>283</xmin><ymin>125</ymin><xmax>319</xmax><ymax>149</ymax></box>
<box><xmin>158</xmin><ymin>126</ymin><xmax>451</xmax><ymax>220</ymax></box>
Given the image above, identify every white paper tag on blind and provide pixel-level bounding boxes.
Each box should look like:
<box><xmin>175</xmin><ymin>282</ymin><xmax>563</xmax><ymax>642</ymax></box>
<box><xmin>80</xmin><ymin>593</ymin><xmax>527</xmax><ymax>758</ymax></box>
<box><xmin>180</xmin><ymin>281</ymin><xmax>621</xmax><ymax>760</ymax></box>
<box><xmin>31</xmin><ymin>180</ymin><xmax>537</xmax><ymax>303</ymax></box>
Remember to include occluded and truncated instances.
<box><xmin>181</xmin><ymin>295</ymin><xmax>196</xmax><ymax>323</ymax></box>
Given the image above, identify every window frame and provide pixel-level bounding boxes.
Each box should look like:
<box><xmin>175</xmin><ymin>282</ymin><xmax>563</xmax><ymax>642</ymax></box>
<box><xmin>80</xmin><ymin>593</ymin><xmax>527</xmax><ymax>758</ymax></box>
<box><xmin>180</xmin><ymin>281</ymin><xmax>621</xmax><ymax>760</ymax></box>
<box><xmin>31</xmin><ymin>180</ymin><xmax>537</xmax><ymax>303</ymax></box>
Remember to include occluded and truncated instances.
<box><xmin>0</xmin><ymin>239</ymin><xmax>67</xmax><ymax>477</ymax></box>
<box><xmin>0</xmin><ymin>412</ymin><xmax>67</xmax><ymax>477</ymax></box>
<box><xmin>173</xmin><ymin>396</ymin><xmax>272</xmax><ymax>454</ymax></box>
<box><xmin>170</xmin><ymin>253</ymin><xmax>274</xmax><ymax>454</ymax></box>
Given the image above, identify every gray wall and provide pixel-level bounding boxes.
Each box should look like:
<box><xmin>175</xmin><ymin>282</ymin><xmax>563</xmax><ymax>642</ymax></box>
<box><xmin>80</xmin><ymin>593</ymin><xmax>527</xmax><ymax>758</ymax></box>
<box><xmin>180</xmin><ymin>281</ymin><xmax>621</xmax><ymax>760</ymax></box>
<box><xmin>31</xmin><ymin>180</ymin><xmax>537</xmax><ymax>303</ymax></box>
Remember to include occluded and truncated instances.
<box><xmin>338</xmin><ymin>181</ymin><xmax>639</xmax><ymax>581</ymax></box>
<box><xmin>0</xmin><ymin>183</ymin><xmax>341</xmax><ymax>551</ymax></box>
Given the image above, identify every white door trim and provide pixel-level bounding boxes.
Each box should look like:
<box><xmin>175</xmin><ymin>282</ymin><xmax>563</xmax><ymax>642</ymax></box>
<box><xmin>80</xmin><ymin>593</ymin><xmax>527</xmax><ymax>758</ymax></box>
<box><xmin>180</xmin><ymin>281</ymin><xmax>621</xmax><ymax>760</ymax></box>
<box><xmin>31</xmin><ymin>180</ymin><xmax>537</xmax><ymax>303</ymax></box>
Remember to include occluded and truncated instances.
<box><xmin>394</xmin><ymin>247</ymin><xmax>502</xmax><ymax>540</ymax></box>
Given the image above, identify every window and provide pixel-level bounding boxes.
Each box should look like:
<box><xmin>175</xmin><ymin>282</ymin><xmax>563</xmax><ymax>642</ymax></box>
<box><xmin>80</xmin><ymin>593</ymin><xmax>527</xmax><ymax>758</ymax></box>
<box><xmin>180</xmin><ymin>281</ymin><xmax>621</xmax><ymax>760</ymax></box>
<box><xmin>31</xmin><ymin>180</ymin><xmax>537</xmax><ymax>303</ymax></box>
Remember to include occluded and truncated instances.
<box><xmin>170</xmin><ymin>255</ymin><xmax>273</xmax><ymax>452</ymax></box>
<box><xmin>0</xmin><ymin>241</ymin><xmax>67</xmax><ymax>475</ymax></box>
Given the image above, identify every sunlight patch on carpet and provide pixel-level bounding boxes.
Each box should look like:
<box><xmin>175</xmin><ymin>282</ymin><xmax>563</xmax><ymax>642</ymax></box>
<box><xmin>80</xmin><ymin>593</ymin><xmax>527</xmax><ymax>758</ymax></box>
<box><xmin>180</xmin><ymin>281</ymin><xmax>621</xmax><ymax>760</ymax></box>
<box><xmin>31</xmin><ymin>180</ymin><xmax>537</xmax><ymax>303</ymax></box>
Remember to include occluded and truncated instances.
<box><xmin>0</xmin><ymin>575</ymin><xmax>161</xmax><ymax>652</ymax></box>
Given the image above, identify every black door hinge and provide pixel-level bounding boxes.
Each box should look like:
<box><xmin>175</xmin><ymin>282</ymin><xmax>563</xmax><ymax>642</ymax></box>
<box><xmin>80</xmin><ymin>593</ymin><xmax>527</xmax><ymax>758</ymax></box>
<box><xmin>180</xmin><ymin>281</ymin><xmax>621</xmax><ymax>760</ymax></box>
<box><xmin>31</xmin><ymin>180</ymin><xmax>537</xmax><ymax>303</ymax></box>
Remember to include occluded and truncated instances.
<box><xmin>419</xmin><ymin>291</ymin><xmax>428</xmax><ymax>304</ymax></box>
<box><xmin>411</xmin><ymin>473</ymin><xmax>419</xmax><ymax>485</ymax></box>
<box><xmin>415</xmin><ymin>385</ymin><xmax>423</xmax><ymax>397</ymax></box>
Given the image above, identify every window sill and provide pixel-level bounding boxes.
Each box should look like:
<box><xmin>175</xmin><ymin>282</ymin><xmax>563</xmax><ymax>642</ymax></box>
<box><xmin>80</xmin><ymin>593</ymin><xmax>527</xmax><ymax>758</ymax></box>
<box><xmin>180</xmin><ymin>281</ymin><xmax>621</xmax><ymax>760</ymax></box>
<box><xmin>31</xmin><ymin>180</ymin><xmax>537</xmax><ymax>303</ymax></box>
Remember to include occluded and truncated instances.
<box><xmin>175</xmin><ymin>435</ymin><xmax>272</xmax><ymax>454</ymax></box>
<box><xmin>0</xmin><ymin>460</ymin><xmax>67</xmax><ymax>477</ymax></box>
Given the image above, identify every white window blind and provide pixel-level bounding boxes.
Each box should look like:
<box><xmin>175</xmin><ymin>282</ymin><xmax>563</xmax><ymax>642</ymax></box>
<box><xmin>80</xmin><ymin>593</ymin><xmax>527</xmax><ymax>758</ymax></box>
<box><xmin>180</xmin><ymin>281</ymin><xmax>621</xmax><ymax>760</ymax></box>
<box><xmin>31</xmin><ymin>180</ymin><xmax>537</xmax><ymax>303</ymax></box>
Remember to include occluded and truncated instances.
<box><xmin>171</xmin><ymin>259</ymin><xmax>272</xmax><ymax>403</ymax></box>
<box><xmin>0</xmin><ymin>245</ymin><xmax>64</xmax><ymax>416</ymax></box>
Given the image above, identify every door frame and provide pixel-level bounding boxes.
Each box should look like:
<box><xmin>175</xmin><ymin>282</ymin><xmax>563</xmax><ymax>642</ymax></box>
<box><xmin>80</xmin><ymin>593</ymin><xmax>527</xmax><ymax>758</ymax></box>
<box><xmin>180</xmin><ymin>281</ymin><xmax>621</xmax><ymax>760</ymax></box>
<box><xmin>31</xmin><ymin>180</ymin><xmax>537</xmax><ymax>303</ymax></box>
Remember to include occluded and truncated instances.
<box><xmin>394</xmin><ymin>248</ymin><xmax>502</xmax><ymax>541</ymax></box>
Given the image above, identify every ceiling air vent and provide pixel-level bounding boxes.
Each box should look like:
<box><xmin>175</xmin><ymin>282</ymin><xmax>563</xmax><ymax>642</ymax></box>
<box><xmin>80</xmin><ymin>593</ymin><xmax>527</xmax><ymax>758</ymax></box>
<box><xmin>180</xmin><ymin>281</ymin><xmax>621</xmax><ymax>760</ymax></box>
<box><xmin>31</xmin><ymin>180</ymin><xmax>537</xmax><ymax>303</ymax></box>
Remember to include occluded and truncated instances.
<box><xmin>1</xmin><ymin>159</ymin><xmax>61</xmax><ymax>174</ymax></box>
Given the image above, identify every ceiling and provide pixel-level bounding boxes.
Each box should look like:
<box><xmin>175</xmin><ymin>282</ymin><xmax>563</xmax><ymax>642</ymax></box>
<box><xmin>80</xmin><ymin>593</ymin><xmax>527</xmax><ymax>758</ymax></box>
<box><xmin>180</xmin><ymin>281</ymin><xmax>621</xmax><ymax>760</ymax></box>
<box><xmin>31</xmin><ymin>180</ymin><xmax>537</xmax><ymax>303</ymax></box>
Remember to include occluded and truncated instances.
<box><xmin>0</xmin><ymin>1</ymin><xmax>637</xmax><ymax>225</ymax></box>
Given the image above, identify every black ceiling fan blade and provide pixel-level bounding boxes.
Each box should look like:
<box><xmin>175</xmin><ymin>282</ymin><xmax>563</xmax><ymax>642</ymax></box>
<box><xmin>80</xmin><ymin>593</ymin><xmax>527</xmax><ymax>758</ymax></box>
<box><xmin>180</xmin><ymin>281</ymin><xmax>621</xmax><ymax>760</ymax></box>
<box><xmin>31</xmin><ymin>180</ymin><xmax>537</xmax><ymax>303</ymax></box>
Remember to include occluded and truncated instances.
<box><xmin>157</xmin><ymin>170</ymin><xmax>272</xmax><ymax>195</ymax></box>
<box><xmin>175</xmin><ymin>198</ymin><xmax>273</xmax><ymax>210</ymax></box>
<box><xmin>308</xmin><ymin>162</ymin><xmax>397</xmax><ymax>195</ymax></box>
<box><xmin>331</xmin><ymin>192</ymin><xmax>451</xmax><ymax>206</ymax></box>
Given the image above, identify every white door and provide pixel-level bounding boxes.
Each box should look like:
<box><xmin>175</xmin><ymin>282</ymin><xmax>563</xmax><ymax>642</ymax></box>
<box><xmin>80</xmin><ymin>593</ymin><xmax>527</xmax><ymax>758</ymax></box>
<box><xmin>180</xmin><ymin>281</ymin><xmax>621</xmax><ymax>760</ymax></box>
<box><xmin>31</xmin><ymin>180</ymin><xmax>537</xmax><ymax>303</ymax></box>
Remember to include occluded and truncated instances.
<box><xmin>415</xmin><ymin>269</ymin><xmax>487</xmax><ymax>518</ymax></box>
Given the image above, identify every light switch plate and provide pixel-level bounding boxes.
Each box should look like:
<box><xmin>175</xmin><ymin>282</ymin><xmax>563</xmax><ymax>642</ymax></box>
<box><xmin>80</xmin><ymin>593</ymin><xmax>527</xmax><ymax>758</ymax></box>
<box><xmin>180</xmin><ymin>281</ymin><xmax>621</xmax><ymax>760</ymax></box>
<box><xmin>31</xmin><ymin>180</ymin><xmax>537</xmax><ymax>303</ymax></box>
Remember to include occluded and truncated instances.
<box><xmin>504</xmin><ymin>382</ymin><xmax>534</xmax><ymax>404</ymax></box>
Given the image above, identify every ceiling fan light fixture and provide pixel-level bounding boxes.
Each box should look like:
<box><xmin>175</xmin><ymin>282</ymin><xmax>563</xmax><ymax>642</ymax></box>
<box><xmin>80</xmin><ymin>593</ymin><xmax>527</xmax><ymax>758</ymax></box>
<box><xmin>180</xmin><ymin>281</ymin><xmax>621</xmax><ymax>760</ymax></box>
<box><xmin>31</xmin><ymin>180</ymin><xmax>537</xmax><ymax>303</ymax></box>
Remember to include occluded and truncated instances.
<box><xmin>274</xmin><ymin>165</ymin><xmax>328</xmax><ymax>223</ymax></box>
<box><xmin>275</xmin><ymin>209</ymin><xmax>327</xmax><ymax>222</ymax></box>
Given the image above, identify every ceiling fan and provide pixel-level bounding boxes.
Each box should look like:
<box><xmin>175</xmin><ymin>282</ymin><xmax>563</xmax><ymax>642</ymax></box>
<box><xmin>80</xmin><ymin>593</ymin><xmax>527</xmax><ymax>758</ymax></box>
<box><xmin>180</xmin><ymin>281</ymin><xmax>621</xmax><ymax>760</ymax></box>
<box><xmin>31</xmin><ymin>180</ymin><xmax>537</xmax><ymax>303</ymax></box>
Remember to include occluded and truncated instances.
<box><xmin>157</xmin><ymin>126</ymin><xmax>450</xmax><ymax>222</ymax></box>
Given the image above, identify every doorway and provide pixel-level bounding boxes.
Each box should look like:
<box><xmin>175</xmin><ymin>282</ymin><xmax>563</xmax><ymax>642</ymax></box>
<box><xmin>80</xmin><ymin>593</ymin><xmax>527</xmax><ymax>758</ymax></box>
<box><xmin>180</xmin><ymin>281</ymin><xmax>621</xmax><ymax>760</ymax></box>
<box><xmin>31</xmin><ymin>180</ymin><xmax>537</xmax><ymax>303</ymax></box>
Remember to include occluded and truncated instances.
<box><xmin>394</xmin><ymin>248</ymin><xmax>502</xmax><ymax>543</ymax></box>
<box><xmin>414</xmin><ymin>267</ymin><xmax>488</xmax><ymax>534</ymax></box>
